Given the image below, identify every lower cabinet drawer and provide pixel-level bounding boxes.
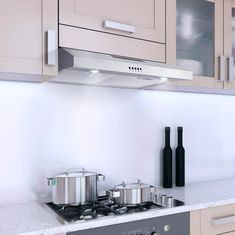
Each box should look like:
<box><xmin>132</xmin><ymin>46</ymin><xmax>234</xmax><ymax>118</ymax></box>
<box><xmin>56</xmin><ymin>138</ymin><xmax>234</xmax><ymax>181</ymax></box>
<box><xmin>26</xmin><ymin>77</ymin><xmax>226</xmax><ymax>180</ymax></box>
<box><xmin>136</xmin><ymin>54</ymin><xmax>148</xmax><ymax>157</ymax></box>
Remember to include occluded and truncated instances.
<box><xmin>201</xmin><ymin>204</ymin><xmax>235</xmax><ymax>235</ymax></box>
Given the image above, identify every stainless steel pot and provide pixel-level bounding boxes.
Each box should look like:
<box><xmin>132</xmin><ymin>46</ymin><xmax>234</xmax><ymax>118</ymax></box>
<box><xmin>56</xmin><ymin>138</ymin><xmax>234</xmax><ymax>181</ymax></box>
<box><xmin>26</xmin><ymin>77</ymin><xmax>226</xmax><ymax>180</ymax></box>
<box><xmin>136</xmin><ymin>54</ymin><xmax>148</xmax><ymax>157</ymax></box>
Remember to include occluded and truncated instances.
<box><xmin>47</xmin><ymin>168</ymin><xmax>105</xmax><ymax>205</ymax></box>
<box><xmin>106</xmin><ymin>179</ymin><xmax>156</xmax><ymax>206</ymax></box>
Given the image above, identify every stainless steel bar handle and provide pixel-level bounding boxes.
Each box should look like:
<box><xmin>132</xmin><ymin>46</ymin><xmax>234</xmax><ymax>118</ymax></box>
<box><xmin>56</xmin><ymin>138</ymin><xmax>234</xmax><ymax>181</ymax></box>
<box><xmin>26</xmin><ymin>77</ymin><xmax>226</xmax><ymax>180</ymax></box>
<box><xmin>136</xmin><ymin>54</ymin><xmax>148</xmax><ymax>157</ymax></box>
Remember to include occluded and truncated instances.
<box><xmin>106</xmin><ymin>190</ymin><xmax>120</xmax><ymax>198</ymax></box>
<box><xmin>47</xmin><ymin>29</ymin><xmax>56</xmax><ymax>66</ymax></box>
<box><xmin>67</xmin><ymin>168</ymin><xmax>85</xmax><ymax>173</ymax></box>
<box><xmin>104</xmin><ymin>20</ymin><xmax>136</xmax><ymax>33</ymax></box>
<box><xmin>122</xmin><ymin>179</ymin><xmax>141</xmax><ymax>186</ymax></box>
<box><xmin>212</xmin><ymin>215</ymin><xmax>235</xmax><ymax>226</ymax></box>
<box><xmin>228</xmin><ymin>56</ymin><xmax>234</xmax><ymax>82</ymax></box>
<box><xmin>219</xmin><ymin>55</ymin><xmax>225</xmax><ymax>82</ymax></box>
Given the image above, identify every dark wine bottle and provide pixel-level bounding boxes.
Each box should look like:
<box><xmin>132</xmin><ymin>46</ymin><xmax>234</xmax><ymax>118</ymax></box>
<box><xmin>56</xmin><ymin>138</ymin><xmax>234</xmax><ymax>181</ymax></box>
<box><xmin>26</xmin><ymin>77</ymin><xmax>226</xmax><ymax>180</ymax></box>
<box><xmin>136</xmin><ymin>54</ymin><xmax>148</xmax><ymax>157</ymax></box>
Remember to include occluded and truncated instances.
<box><xmin>176</xmin><ymin>127</ymin><xmax>185</xmax><ymax>187</ymax></box>
<box><xmin>163</xmin><ymin>127</ymin><xmax>172</xmax><ymax>188</ymax></box>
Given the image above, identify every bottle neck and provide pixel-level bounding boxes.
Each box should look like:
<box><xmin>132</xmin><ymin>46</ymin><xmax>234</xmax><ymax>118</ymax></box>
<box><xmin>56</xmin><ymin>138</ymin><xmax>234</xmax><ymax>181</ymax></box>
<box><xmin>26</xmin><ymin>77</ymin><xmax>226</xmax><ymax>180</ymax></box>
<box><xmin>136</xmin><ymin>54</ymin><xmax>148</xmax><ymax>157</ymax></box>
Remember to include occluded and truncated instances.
<box><xmin>178</xmin><ymin>130</ymin><xmax>183</xmax><ymax>147</ymax></box>
<box><xmin>165</xmin><ymin>130</ymin><xmax>170</xmax><ymax>147</ymax></box>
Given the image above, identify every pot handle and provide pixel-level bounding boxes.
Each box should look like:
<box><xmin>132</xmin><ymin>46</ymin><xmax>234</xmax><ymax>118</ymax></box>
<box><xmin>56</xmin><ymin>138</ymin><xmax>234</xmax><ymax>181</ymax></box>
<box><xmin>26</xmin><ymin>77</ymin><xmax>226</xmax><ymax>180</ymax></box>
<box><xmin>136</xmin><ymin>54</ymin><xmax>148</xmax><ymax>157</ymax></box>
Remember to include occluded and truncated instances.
<box><xmin>97</xmin><ymin>174</ymin><xmax>105</xmax><ymax>181</ymax></box>
<box><xmin>122</xmin><ymin>178</ymin><xmax>141</xmax><ymax>186</ymax></box>
<box><xmin>106</xmin><ymin>189</ymin><xmax>120</xmax><ymax>198</ymax></box>
<box><xmin>47</xmin><ymin>178</ymin><xmax>56</xmax><ymax>186</ymax></box>
<box><xmin>67</xmin><ymin>168</ymin><xmax>85</xmax><ymax>174</ymax></box>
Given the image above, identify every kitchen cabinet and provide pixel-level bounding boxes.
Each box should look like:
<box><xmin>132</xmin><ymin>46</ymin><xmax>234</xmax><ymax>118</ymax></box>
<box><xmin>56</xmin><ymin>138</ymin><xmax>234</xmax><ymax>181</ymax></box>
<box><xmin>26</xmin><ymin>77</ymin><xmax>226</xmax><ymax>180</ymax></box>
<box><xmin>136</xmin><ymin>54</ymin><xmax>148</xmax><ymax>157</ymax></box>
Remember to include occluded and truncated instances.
<box><xmin>0</xmin><ymin>0</ymin><xmax>58</xmax><ymax>81</ymax></box>
<box><xmin>169</xmin><ymin>0</ymin><xmax>235</xmax><ymax>93</ymax></box>
<box><xmin>190</xmin><ymin>210</ymin><xmax>201</xmax><ymax>235</ymax></box>
<box><xmin>200</xmin><ymin>204</ymin><xmax>235</xmax><ymax>235</ymax></box>
<box><xmin>224</xmin><ymin>0</ymin><xmax>235</xmax><ymax>90</ymax></box>
<box><xmin>59</xmin><ymin>0</ymin><xmax>174</xmax><ymax>63</ymax></box>
<box><xmin>59</xmin><ymin>0</ymin><xmax>165</xmax><ymax>43</ymax></box>
<box><xmin>174</xmin><ymin>0</ymin><xmax>224</xmax><ymax>89</ymax></box>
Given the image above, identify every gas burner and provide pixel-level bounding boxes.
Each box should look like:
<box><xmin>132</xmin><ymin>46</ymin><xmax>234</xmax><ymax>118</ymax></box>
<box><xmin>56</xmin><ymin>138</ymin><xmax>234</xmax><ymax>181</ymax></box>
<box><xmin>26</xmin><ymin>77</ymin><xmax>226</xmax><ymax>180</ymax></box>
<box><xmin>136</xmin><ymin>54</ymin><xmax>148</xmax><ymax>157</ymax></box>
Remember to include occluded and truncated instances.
<box><xmin>46</xmin><ymin>195</ymin><xmax>184</xmax><ymax>223</ymax></box>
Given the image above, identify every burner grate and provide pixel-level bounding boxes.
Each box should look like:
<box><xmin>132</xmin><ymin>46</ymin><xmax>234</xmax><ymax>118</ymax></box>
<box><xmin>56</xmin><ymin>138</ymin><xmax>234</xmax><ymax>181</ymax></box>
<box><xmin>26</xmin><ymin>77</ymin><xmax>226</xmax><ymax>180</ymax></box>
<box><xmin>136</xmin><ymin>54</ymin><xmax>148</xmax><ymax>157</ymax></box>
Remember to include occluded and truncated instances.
<box><xmin>46</xmin><ymin>196</ymin><xmax>182</xmax><ymax>223</ymax></box>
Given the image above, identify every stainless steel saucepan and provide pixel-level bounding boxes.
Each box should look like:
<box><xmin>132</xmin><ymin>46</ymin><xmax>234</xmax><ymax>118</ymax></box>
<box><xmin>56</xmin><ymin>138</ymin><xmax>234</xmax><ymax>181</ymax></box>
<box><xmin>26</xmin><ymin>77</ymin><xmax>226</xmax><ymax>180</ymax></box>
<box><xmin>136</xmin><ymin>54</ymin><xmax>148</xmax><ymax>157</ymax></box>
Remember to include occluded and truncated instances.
<box><xmin>106</xmin><ymin>179</ymin><xmax>156</xmax><ymax>206</ymax></box>
<box><xmin>47</xmin><ymin>168</ymin><xmax>105</xmax><ymax>205</ymax></box>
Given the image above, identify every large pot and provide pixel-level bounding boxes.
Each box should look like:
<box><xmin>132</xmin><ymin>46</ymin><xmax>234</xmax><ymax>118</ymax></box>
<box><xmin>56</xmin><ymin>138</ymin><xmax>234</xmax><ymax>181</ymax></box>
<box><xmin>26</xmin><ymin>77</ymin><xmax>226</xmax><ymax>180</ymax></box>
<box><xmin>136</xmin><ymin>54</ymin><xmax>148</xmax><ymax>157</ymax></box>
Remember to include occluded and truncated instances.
<box><xmin>107</xmin><ymin>179</ymin><xmax>156</xmax><ymax>206</ymax></box>
<box><xmin>47</xmin><ymin>168</ymin><xmax>105</xmax><ymax>205</ymax></box>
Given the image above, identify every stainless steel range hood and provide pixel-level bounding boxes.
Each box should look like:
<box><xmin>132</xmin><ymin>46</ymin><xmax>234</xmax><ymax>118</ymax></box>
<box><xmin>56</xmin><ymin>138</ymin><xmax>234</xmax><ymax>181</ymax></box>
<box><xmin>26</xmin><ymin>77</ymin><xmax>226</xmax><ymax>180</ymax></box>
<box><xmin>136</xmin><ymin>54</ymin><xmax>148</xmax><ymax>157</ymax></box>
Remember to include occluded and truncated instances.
<box><xmin>54</xmin><ymin>48</ymin><xmax>193</xmax><ymax>89</ymax></box>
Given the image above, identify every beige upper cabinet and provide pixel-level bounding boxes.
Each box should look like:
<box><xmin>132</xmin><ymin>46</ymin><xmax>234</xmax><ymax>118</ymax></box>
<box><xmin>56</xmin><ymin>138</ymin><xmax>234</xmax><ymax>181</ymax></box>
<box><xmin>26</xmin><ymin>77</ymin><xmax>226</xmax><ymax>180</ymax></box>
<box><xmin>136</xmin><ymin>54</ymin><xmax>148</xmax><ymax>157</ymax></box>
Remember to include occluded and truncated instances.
<box><xmin>174</xmin><ymin>0</ymin><xmax>224</xmax><ymax>89</ymax></box>
<box><xmin>59</xmin><ymin>0</ymin><xmax>165</xmax><ymax>43</ymax></box>
<box><xmin>59</xmin><ymin>0</ymin><xmax>168</xmax><ymax>63</ymax></box>
<box><xmin>0</xmin><ymin>0</ymin><xmax>58</xmax><ymax>80</ymax></box>
<box><xmin>223</xmin><ymin>0</ymin><xmax>235</xmax><ymax>90</ymax></box>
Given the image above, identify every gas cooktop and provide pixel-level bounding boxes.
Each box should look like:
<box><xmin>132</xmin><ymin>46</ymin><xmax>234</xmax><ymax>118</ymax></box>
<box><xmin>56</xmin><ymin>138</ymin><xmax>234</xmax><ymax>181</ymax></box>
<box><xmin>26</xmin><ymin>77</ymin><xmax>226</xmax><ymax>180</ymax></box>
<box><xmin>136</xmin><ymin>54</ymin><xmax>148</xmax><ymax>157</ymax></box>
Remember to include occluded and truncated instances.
<box><xmin>46</xmin><ymin>195</ymin><xmax>184</xmax><ymax>223</ymax></box>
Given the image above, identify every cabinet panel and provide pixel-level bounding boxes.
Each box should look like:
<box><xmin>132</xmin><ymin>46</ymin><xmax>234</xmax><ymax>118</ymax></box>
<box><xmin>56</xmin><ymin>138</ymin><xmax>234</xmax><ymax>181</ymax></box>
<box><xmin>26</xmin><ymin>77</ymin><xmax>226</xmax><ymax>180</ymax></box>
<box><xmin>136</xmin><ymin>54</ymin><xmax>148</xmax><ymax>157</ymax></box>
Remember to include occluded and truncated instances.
<box><xmin>0</xmin><ymin>0</ymin><xmax>42</xmax><ymax>75</ymax></box>
<box><xmin>223</xmin><ymin>0</ymin><xmax>235</xmax><ymax>90</ymax></box>
<box><xmin>175</xmin><ymin>0</ymin><xmax>224</xmax><ymax>89</ymax></box>
<box><xmin>201</xmin><ymin>204</ymin><xmax>235</xmax><ymax>235</ymax></box>
<box><xmin>190</xmin><ymin>210</ymin><xmax>201</xmax><ymax>235</ymax></box>
<box><xmin>59</xmin><ymin>25</ymin><xmax>166</xmax><ymax>63</ymax></box>
<box><xmin>59</xmin><ymin>0</ymin><xmax>166</xmax><ymax>43</ymax></box>
<box><xmin>42</xmin><ymin>0</ymin><xmax>58</xmax><ymax>76</ymax></box>
<box><xmin>0</xmin><ymin>0</ymin><xmax>58</xmax><ymax>78</ymax></box>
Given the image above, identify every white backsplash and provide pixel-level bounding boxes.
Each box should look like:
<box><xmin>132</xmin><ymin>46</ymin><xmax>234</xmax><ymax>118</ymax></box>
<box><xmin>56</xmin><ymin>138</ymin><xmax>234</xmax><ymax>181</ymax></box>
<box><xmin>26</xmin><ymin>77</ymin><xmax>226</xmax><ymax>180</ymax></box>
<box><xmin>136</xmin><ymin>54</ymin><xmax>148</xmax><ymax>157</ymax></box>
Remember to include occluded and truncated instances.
<box><xmin>1</xmin><ymin>80</ymin><xmax>235</xmax><ymax>206</ymax></box>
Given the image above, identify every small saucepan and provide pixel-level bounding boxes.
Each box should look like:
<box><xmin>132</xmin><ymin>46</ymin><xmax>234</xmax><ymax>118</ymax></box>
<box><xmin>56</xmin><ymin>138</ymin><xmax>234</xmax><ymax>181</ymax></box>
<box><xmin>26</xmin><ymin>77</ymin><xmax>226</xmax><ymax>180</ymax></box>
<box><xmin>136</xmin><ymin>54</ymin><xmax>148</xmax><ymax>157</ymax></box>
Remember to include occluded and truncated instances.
<box><xmin>106</xmin><ymin>179</ymin><xmax>156</xmax><ymax>206</ymax></box>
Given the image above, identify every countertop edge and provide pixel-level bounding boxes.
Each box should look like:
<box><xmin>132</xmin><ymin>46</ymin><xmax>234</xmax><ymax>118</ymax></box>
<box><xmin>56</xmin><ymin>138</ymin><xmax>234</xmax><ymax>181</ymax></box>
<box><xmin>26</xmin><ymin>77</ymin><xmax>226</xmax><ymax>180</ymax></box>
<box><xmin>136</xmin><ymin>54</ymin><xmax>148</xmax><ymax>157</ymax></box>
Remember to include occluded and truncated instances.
<box><xmin>22</xmin><ymin>198</ymin><xmax>235</xmax><ymax>235</ymax></box>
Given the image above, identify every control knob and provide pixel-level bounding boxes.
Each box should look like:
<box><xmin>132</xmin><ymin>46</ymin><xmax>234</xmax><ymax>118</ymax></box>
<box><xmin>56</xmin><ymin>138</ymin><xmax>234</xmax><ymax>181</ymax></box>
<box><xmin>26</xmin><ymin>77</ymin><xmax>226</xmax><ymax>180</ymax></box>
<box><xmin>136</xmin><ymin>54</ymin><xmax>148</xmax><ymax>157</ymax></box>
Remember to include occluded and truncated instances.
<box><xmin>164</xmin><ymin>224</ymin><xmax>171</xmax><ymax>232</ymax></box>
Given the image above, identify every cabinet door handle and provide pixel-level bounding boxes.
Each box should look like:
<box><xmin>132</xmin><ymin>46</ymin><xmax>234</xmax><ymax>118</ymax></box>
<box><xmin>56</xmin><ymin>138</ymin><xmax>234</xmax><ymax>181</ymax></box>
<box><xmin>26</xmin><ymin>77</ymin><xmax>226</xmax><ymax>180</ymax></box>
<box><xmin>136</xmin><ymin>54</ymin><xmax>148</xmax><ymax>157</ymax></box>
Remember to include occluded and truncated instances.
<box><xmin>104</xmin><ymin>20</ymin><xmax>136</xmax><ymax>33</ymax></box>
<box><xmin>219</xmin><ymin>55</ymin><xmax>225</xmax><ymax>82</ymax></box>
<box><xmin>47</xmin><ymin>30</ymin><xmax>56</xmax><ymax>66</ymax></box>
<box><xmin>228</xmin><ymin>56</ymin><xmax>234</xmax><ymax>82</ymax></box>
<box><xmin>212</xmin><ymin>215</ymin><xmax>235</xmax><ymax>226</ymax></box>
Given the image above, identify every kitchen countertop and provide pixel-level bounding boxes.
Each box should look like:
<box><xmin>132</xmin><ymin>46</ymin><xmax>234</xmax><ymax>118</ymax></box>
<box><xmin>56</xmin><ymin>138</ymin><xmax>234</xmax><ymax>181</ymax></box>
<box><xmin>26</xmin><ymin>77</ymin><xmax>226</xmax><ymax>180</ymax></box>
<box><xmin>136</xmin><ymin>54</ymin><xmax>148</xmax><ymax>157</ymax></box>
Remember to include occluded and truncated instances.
<box><xmin>2</xmin><ymin>178</ymin><xmax>235</xmax><ymax>235</ymax></box>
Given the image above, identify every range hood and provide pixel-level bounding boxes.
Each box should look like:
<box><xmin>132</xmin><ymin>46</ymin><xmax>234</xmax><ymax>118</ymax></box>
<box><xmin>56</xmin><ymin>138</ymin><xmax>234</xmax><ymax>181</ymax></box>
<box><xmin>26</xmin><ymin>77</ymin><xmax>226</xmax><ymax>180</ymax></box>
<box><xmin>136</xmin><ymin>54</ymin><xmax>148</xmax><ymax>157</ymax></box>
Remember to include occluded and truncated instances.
<box><xmin>54</xmin><ymin>48</ymin><xmax>193</xmax><ymax>89</ymax></box>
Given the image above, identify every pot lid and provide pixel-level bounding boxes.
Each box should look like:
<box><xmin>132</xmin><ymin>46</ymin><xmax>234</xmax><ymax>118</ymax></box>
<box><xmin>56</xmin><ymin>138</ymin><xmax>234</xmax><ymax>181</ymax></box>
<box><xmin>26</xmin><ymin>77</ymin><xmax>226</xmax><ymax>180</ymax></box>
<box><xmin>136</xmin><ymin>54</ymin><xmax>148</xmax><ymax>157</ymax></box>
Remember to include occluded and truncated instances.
<box><xmin>55</xmin><ymin>168</ymin><xmax>97</xmax><ymax>178</ymax></box>
<box><xmin>115</xmin><ymin>179</ymin><xmax>150</xmax><ymax>190</ymax></box>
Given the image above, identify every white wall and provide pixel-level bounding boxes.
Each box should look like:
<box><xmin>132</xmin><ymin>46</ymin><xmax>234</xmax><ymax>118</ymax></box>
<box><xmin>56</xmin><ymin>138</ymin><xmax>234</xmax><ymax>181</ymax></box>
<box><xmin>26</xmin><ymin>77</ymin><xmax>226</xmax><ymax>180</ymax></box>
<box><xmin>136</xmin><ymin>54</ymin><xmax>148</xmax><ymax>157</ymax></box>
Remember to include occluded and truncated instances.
<box><xmin>1</xmin><ymin>80</ymin><xmax>235</xmax><ymax>206</ymax></box>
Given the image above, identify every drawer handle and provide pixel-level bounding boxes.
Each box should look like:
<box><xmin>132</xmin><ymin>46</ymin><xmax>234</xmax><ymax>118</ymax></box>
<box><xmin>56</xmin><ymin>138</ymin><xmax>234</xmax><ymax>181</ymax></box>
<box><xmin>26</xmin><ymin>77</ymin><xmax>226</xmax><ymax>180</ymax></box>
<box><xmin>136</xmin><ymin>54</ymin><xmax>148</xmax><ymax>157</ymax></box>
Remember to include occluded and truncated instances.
<box><xmin>104</xmin><ymin>20</ymin><xmax>136</xmax><ymax>33</ymax></box>
<box><xmin>228</xmin><ymin>56</ymin><xmax>234</xmax><ymax>82</ymax></box>
<box><xmin>47</xmin><ymin>29</ymin><xmax>56</xmax><ymax>66</ymax></box>
<box><xmin>219</xmin><ymin>55</ymin><xmax>225</xmax><ymax>82</ymax></box>
<box><xmin>212</xmin><ymin>215</ymin><xmax>235</xmax><ymax>226</ymax></box>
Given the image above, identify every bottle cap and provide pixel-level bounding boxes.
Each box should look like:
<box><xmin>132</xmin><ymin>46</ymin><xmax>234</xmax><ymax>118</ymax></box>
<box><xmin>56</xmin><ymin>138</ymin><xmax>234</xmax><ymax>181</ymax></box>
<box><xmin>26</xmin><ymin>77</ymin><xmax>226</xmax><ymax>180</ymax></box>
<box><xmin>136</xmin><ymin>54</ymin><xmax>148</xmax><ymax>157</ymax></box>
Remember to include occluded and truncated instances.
<box><xmin>165</xmin><ymin>127</ymin><xmax>171</xmax><ymax>131</ymax></box>
<box><xmin>178</xmin><ymin>127</ymin><xmax>183</xmax><ymax>131</ymax></box>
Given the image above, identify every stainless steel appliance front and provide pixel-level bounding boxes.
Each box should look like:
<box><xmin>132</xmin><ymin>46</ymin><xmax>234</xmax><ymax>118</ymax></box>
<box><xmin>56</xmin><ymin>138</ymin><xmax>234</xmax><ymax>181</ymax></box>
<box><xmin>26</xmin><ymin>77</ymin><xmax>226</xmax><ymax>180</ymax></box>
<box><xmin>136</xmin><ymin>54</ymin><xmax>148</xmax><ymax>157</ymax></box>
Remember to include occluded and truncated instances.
<box><xmin>67</xmin><ymin>212</ymin><xmax>190</xmax><ymax>235</ymax></box>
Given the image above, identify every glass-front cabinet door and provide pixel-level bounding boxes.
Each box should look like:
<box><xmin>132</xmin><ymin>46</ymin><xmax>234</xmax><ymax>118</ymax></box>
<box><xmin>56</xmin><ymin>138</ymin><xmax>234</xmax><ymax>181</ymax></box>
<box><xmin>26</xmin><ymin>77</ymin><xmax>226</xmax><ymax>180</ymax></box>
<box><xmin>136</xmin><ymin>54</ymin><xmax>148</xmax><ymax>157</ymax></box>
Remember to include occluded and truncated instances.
<box><xmin>224</xmin><ymin>0</ymin><xmax>235</xmax><ymax>90</ymax></box>
<box><xmin>175</xmin><ymin>0</ymin><xmax>224</xmax><ymax>89</ymax></box>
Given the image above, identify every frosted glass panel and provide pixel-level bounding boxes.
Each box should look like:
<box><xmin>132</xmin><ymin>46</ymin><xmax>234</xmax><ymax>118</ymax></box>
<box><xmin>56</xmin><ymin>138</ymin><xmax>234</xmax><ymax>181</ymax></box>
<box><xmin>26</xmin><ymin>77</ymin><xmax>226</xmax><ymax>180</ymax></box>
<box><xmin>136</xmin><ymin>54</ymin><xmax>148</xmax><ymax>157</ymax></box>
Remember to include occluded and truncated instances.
<box><xmin>177</xmin><ymin>0</ymin><xmax>214</xmax><ymax>77</ymax></box>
